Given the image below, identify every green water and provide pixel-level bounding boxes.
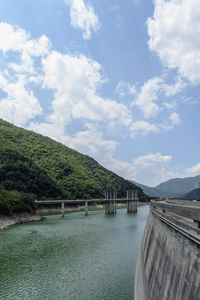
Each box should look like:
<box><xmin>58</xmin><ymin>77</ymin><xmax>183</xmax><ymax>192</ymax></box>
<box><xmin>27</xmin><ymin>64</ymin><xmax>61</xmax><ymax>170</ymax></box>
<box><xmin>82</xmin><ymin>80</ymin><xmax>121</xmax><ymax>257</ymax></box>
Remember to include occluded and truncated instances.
<box><xmin>0</xmin><ymin>205</ymin><xmax>149</xmax><ymax>300</ymax></box>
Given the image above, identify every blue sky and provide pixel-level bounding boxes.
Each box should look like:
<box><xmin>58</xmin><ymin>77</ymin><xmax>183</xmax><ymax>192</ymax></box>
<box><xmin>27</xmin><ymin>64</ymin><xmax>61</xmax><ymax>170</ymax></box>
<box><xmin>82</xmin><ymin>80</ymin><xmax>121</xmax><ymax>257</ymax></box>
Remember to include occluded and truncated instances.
<box><xmin>0</xmin><ymin>0</ymin><xmax>200</xmax><ymax>187</ymax></box>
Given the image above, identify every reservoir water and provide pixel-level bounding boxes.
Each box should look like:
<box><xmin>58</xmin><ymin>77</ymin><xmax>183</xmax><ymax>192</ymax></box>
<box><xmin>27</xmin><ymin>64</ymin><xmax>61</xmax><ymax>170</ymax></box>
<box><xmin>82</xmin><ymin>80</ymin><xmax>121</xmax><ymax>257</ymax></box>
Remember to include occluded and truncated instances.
<box><xmin>0</xmin><ymin>205</ymin><xmax>149</xmax><ymax>300</ymax></box>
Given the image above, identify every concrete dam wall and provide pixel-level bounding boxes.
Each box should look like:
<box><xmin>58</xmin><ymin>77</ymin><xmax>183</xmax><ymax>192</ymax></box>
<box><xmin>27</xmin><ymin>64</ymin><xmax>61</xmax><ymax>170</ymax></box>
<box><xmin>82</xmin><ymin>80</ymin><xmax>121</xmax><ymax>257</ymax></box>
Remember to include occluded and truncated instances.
<box><xmin>135</xmin><ymin>203</ymin><xmax>200</xmax><ymax>300</ymax></box>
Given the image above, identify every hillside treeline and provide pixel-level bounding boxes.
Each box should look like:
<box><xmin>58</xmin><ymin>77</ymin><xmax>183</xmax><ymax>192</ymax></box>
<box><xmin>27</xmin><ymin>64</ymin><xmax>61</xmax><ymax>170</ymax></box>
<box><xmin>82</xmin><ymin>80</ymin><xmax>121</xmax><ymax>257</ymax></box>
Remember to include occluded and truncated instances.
<box><xmin>0</xmin><ymin>119</ymin><xmax>148</xmax><ymax>215</ymax></box>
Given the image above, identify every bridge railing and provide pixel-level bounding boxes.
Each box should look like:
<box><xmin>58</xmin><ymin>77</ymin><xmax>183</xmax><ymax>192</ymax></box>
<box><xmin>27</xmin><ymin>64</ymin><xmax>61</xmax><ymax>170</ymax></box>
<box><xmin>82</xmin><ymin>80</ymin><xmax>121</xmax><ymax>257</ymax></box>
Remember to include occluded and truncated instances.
<box><xmin>35</xmin><ymin>198</ymin><xmax>137</xmax><ymax>204</ymax></box>
<box><xmin>150</xmin><ymin>200</ymin><xmax>200</xmax><ymax>229</ymax></box>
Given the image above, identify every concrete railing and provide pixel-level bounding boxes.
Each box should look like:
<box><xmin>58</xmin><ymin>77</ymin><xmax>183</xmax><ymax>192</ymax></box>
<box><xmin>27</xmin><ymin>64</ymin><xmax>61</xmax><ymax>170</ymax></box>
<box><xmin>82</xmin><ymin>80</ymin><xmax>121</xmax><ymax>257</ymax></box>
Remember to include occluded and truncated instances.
<box><xmin>151</xmin><ymin>200</ymin><xmax>200</xmax><ymax>229</ymax></box>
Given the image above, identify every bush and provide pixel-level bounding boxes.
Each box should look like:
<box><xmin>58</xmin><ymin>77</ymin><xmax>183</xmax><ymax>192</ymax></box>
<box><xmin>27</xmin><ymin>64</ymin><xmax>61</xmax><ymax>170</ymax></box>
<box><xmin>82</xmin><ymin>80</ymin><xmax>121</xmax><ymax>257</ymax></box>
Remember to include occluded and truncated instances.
<box><xmin>0</xmin><ymin>187</ymin><xmax>36</xmax><ymax>216</ymax></box>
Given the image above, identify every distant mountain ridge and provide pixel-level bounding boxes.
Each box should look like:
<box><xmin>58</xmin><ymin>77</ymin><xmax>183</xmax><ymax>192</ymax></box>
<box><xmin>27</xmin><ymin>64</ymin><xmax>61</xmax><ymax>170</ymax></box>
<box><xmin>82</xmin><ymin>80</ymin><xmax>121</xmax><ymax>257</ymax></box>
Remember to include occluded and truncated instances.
<box><xmin>131</xmin><ymin>175</ymin><xmax>200</xmax><ymax>198</ymax></box>
<box><xmin>155</xmin><ymin>175</ymin><xmax>200</xmax><ymax>195</ymax></box>
<box><xmin>130</xmin><ymin>181</ymin><xmax>181</xmax><ymax>198</ymax></box>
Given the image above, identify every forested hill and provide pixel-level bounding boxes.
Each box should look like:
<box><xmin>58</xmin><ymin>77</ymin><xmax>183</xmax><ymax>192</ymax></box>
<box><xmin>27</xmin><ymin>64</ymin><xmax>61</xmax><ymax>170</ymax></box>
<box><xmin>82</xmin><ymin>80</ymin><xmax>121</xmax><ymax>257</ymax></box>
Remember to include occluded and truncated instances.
<box><xmin>0</xmin><ymin>119</ymin><xmax>147</xmax><ymax>214</ymax></box>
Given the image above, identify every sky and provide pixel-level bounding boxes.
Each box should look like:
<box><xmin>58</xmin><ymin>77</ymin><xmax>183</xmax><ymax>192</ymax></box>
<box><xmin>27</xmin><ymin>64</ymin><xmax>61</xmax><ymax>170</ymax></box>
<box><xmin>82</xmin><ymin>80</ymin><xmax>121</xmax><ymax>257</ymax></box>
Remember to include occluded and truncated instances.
<box><xmin>0</xmin><ymin>0</ymin><xmax>200</xmax><ymax>187</ymax></box>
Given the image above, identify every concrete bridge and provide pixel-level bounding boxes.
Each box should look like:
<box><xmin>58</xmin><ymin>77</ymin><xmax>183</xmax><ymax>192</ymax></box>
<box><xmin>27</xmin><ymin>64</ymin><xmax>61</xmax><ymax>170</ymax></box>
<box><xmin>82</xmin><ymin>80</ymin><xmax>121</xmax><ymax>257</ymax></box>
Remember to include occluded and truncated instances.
<box><xmin>135</xmin><ymin>199</ymin><xmax>200</xmax><ymax>300</ymax></box>
<box><xmin>35</xmin><ymin>190</ymin><xmax>138</xmax><ymax>217</ymax></box>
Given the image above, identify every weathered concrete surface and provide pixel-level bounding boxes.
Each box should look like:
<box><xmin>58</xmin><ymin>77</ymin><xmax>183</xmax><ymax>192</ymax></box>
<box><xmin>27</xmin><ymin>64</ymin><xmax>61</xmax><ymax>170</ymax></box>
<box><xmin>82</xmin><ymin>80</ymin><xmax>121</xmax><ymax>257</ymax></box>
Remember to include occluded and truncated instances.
<box><xmin>135</xmin><ymin>211</ymin><xmax>200</xmax><ymax>300</ymax></box>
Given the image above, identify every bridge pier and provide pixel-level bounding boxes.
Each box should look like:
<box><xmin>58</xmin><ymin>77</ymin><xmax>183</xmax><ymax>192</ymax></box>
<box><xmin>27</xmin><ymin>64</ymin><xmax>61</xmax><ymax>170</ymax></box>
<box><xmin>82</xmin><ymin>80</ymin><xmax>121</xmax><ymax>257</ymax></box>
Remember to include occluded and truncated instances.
<box><xmin>61</xmin><ymin>202</ymin><xmax>65</xmax><ymax>217</ymax></box>
<box><xmin>127</xmin><ymin>190</ymin><xmax>138</xmax><ymax>213</ymax></box>
<box><xmin>105</xmin><ymin>190</ymin><xmax>117</xmax><ymax>214</ymax></box>
<box><xmin>105</xmin><ymin>200</ymin><xmax>116</xmax><ymax>214</ymax></box>
<box><xmin>85</xmin><ymin>201</ymin><xmax>88</xmax><ymax>216</ymax></box>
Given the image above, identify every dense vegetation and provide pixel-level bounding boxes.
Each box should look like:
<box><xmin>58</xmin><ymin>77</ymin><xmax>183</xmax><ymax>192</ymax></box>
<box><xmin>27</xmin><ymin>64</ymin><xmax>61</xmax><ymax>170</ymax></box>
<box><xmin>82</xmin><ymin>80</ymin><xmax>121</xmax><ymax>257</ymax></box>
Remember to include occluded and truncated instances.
<box><xmin>0</xmin><ymin>119</ymin><xmax>148</xmax><ymax>215</ymax></box>
<box><xmin>0</xmin><ymin>185</ymin><xmax>35</xmax><ymax>216</ymax></box>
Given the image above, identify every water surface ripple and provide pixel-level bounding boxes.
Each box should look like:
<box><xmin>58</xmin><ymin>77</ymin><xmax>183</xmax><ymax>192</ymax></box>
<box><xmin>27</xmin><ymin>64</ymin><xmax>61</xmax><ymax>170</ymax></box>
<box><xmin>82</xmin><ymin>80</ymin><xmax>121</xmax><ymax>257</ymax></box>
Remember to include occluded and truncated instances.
<box><xmin>0</xmin><ymin>206</ymin><xmax>149</xmax><ymax>300</ymax></box>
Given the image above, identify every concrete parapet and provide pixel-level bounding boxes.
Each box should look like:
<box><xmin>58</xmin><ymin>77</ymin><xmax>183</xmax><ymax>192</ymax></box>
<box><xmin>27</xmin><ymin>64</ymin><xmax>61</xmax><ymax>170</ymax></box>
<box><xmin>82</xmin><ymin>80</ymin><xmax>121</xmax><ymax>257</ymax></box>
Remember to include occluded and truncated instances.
<box><xmin>151</xmin><ymin>200</ymin><xmax>200</xmax><ymax>227</ymax></box>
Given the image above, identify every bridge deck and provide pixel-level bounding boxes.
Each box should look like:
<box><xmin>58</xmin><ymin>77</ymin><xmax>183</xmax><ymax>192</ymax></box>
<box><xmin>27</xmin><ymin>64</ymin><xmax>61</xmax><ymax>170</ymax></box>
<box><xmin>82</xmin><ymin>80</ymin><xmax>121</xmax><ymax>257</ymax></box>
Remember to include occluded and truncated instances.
<box><xmin>35</xmin><ymin>198</ymin><xmax>137</xmax><ymax>204</ymax></box>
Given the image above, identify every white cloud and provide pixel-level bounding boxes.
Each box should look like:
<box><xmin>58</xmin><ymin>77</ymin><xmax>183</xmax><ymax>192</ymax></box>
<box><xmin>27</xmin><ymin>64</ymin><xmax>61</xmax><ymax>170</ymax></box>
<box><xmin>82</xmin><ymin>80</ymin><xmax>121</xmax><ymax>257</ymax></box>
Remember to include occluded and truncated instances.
<box><xmin>131</xmin><ymin>74</ymin><xmax>186</xmax><ymax>119</ymax></box>
<box><xmin>132</xmin><ymin>76</ymin><xmax>163</xmax><ymax>118</ymax></box>
<box><xmin>162</xmin><ymin>76</ymin><xmax>186</xmax><ymax>96</ymax></box>
<box><xmin>185</xmin><ymin>163</ymin><xmax>200</xmax><ymax>177</ymax></box>
<box><xmin>62</xmin><ymin>123</ymin><xmax>118</xmax><ymax>159</ymax></box>
<box><xmin>104</xmin><ymin>152</ymin><xmax>176</xmax><ymax>187</ymax></box>
<box><xmin>106</xmin><ymin>154</ymin><xmax>200</xmax><ymax>187</ymax></box>
<box><xmin>183</xmin><ymin>97</ymin><xmax>198</xmax><ymax>105</ymax></box>
<box><xmin>133</xmin><ymin>152</ymin><xmax>172</xmax><ymax>167</ymax></box>
<box><xmin>0</xmin><ymin>22</ymin><xmax>29</xmax><ymax>53</ymax></box>
<box><xmin>115</xmin><ymin>81</ymin><xmax>136</xmax><ymax>98</ymax></box>
<box><xmin>163</xmin><ymin>101</ymin><xmax>177</xmax><ymax>110</ymax></box>
<box><xmin>159</xmin><ymin>112</ymin><xmax>181</xmax><ymax>131</ymax></box>
<box><xmin>130</xmin><ymin>153</ymin><xmax>175</xmax><ymax>186</ymax></box>
<box><xmin>65</xmin><ymin>0</ymin><xmax>100</xmax><ymax>39</ymax></box>
<box><xmin>169</xmin><ymin>112</ymin><xmax>181</xmax><ymax>126</ymax></box>
<box><xmin>129</xmin><ymin>111</ymin><xmax>181</xmax><ymax>138</ymax></box>
<box><xmin>29</xmin><ymin>122</ymin><xmax>66</xmax><ymax>142</ymax></box>
<box><xmin>0</xmin><ymin>74</ymin><xmax>42</xmax><ymax>126</ymax></box>
<box><xmin>0</xmin><ymin>22</ymin><xmax>51</xmax><ymax>74</ymax></box>
<box><xmin>147</xmin><ymin>0</ymin><xmax>200</xmax><ymax>84</ymax></box>
<box><xmin>130</xmin><ymin>120</ymin><xmax>159</xmax><ymax>137</ymax></box>
<box><xmin>0</xmin><ymin>23</ymin><xmax>51</xmax><ymax>125</ymax></box>
<box><xmin>42</xmin><ymin>51</ymin><xmax>132</xmax><ymax>127</ymax></box>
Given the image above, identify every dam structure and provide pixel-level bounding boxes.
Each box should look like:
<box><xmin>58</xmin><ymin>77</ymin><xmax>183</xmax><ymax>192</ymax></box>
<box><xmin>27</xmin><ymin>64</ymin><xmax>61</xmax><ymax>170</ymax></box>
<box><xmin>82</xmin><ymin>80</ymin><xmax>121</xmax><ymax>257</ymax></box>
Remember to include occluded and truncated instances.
<box><xmin>135</xmin><ymin>199</ymin><xmax>200</xmax><ymax>300</ymax></box>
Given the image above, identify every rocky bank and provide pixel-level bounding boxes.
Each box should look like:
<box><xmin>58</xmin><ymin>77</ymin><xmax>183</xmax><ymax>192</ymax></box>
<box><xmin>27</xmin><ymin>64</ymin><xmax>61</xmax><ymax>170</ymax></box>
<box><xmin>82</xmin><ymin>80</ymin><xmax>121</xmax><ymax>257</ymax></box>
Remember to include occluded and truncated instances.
<box><xmin>0</xmin><ymin>213</ymin><xmax>41</xmax><ymax>230</ymax></box>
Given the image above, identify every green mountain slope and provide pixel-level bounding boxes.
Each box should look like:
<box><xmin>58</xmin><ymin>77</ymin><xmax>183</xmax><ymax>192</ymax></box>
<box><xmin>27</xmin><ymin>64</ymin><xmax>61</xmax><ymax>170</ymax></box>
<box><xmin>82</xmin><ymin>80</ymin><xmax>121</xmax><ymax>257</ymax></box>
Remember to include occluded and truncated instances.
<box><xmin>0</xmin><ymin>119</ymin><xmax>147</xmax><ymax>205</ymax></box>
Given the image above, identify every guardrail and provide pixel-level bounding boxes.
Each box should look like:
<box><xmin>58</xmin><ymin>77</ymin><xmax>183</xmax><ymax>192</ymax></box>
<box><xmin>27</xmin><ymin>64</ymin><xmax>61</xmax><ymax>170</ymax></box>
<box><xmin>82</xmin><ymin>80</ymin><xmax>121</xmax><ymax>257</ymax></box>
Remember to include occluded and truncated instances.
<box><xmin>150</xmin><ymin>205</ymin><xmax>200</xmax><ymax>245</ymax></box>
<box><xmin>150</xmin><ymin>200</ymin><xmax>200</xmax><ymax>229</ymax></box>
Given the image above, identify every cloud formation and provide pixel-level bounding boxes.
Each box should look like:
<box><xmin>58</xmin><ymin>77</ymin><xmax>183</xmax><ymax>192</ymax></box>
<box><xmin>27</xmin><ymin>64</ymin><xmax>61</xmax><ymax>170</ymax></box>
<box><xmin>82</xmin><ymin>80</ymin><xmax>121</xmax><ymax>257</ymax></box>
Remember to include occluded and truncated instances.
<box><xmin>147</xmin><ymin>0</ymin><xmax>200</xmax><ymax>84</ymax></box>
<box><xmin>185</xmin><ymin>163</ymin><xmax>200</xmax><ymax>177</ymax></box>
<box><xmin>105</xmin><ymin>152</ymin><xmax>176</xmax><ymax>187</ymax></box>
<box><xmin>0</xmin><ymin>22</ymin><xmax>51</xmax><ymax>73</ymax></box>
<box><xmin>0</xmin><ymin>22</ymin><xmax>49</xmax><ymax>125</ymax></box>
<box><xmin>41</xmin><ymin>50</ymin><xmax>132</xmax><ymax>128</ymax></box>
<box><xmin>115</xmin><ymin>81</ymin><xmax>136</xmax><ymax>98</ymax></box>
<box><xmin>65</xmin><ymin>0</ymin><xmax>100</xmax><ymax>39</ymax></box>
<box><xmin>0</xmin><ymin>74</ymin><xmax>42</xmax><ymax>126</ymax></box>
<box><xmin>0</xmin><ymin>20</ymin><xmax>194</xmax><ymax>186</ymax></box>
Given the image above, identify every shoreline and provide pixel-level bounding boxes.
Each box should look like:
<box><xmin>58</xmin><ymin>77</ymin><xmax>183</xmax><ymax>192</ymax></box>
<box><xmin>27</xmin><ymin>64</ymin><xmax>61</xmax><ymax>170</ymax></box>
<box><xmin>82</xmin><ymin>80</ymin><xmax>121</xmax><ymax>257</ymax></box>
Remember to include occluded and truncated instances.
<box><xmin>0</xmin><ymin>202</ymin><xmax>148</xmax><ymax>230</ymax></box>
<box><xmin>0</xmin><ymin>213</ymin><xmax>41</xmax><ymax>230</ymax></box>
